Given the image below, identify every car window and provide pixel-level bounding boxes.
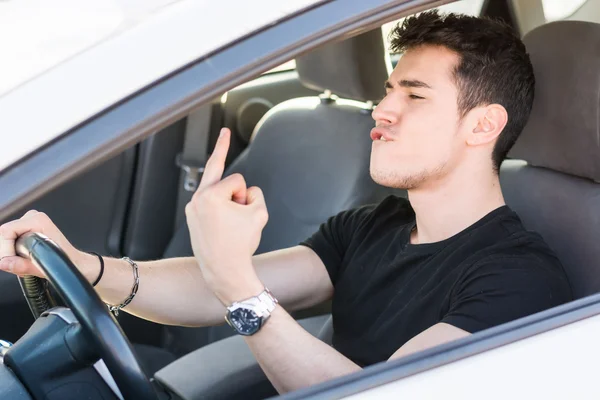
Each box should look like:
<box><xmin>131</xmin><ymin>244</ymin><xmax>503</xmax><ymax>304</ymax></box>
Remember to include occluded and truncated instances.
<box><xmin>541</xmin><ymin>0</ymin><xmax>588</xmax><ymax>21</ymax></box>
<box><xmin>263</xmin><ymin>0</ymin><xmax>485</xmax><ymax>75</ymax></box>
<box><xmin>381</xmin><ymin>0</ymin><xmax>485</xmax><ymax>47</ymax></box>
<box><xmin>513</xmin><ymin>0</ymin><xmax>597</xmax><ymax>36</ymax></box>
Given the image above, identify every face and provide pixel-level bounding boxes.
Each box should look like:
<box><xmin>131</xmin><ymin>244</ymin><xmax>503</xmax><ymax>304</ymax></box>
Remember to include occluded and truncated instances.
<box><xmin>370</xmin><ymin>45</ymin><xmax>466</xmax><ymax>190</ymax></box>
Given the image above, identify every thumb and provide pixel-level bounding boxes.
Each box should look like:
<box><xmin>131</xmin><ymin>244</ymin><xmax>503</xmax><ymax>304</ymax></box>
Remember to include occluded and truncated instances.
<box><xmin>0</xmin><ymin>256</ymin><xmax>45</xmax><ymax>278</ymax></box>
<box><xmin>247</xmin><ymin>186</ymin><xmax>268</xmax><ymax>225</ymax></box>
<box><xmin>246</xmin><ymin>186</ymin><xmax>266</xmax><ymax>207</ymax></box>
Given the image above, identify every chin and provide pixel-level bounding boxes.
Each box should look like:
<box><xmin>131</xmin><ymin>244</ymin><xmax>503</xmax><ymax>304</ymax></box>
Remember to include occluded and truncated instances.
<box><xmin>370</xmin><ymin>167</ymin><xmax>425</xmax><ymax>190</ymax></box>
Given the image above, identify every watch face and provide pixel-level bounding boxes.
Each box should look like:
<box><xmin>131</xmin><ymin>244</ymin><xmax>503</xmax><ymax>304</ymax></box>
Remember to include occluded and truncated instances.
<box><xmin>228</xmin><ymin>307</ymin><xmax>261</xmax><ymax>336</ymax></box>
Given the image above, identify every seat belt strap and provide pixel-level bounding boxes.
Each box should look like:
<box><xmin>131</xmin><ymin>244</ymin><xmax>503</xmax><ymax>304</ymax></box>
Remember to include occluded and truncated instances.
<box><xmin>174</xmin><ymin>104</ymin><xmax>213</xmax><ymax>230</ymax></box>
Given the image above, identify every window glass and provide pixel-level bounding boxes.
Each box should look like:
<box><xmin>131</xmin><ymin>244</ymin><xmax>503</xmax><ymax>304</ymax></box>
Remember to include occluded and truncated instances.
<box><xmin>382</xmin><ymin>0</ymin><xmax>485</xmax><ymax>50</ymax></box>
<box><xmin>263</xmin><ymin>0</ymin><xmax>485</xmax><ymax>75</ymax></box>
<box><xmin>541</xmin><ymin>0</ymin><xmax>588</xmax><ymax>21</ymax></box>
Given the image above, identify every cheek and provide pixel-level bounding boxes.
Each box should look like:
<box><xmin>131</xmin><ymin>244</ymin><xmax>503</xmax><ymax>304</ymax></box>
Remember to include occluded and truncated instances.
<box><xmin>401</xmin><ymin>106</ymin><xmax>452</xmax><ymax>143</ymax></box>
<box><xmin>395</xmin><ymin>107</ymin><xmax>458</xmax><ymax>163</ymax></box>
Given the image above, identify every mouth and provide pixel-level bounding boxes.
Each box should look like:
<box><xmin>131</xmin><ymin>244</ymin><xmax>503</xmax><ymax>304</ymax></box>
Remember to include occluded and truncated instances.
<box><xmin>370</xmin><ymin>128</ymin><xmax>394</xmax><ymax>142</ymax></box>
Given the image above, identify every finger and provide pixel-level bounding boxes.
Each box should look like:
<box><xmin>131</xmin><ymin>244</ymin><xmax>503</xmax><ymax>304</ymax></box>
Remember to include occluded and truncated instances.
<box><xmin>0</xmin><ymin>212</ymin><xmax>48</xmax><ymax>258</ymax></box>
<box><xmin>0</xmin><ymin>213</ymin><xmax>48</xmax><ymax>240</ymax></box>
<box><xmin>0</xmin><ymin>256</ymin><xmax>43</xmax><ymax>277</ymax></box>
<box><xmin>22</xmin><ymin>210</ymin><xmax>39</xmax><ymax>219</ymax></box>
<box><xmin>246</xmin><ymin>186</ymin><xmax>265</xmax><ymax>206</ymax></box>
<box><xmin>232</xmin><ymin>189</ymin><xmax>247</xmax><ymax>205</ymax></box>
<box><xmin>211</xmin><ymin>173</ymin><xmax>247</xmax><ymax>203</ymax></box>
<box><xmin>196</xmin><ymin>128</ymin><xmax>231</xmax><ymax>193</ymax></box>
<box><xmin>247</xmin><ymin>186</ymin><xmax>269</xmax><ymax>225</ymax></box>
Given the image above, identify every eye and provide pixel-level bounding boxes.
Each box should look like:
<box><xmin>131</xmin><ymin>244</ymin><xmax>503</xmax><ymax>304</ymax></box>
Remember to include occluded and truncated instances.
<box><xmin>409</xmin><ymin>94</ymin><xmax>425</xmax><ymax>100</ymax></box>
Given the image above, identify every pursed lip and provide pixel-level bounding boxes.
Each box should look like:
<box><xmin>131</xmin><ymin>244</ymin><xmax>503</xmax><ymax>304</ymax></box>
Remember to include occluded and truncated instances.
<box><xmin>370</xmin><ymin>127</ymin><xmax>394</xmax><ymax>142</ymax></box>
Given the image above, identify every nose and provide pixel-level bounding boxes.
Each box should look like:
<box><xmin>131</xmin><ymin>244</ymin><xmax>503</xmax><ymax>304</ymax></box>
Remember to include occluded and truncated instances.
<box><xmin>371</xmin><ymin>95</ymin><xmax>399</xmax><ymax>125</ymax></box>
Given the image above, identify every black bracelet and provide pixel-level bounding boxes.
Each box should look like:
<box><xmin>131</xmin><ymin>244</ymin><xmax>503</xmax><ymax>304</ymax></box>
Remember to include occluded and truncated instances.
<box><xmin>89</xmin><ymin>252</ymin><xmax>104</xmax><ymax>287</ymax></box>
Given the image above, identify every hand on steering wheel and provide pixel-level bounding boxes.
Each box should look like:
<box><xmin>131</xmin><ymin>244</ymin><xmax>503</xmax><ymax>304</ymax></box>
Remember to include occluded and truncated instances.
<box><xmin>14</xmin><ymin>232</ymin><xmax>158</xmax><ymax>400</ymax></box>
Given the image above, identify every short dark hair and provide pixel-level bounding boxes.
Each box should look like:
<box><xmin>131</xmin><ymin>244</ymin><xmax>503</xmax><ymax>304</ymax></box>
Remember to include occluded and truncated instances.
<box><xmin>389</xmin><ymin>10</ymin><xmax>535</xmax><ymax>172</ymax></box>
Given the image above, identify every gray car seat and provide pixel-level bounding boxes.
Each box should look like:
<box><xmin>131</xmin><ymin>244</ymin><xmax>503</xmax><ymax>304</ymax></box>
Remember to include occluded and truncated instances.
<box><xmin>136</xmin><ymin>28</ymin><xmax>400</xmax><ymax>374</ymax></box>
<box><xmin>501</xmin><ymin>20</ymin><xmax>600</xmax><ymax>299</ymax></box>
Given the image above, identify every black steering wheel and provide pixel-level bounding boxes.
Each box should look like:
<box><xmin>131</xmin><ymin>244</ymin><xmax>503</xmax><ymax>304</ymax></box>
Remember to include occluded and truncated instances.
<box><xmin>15</xmin><ymin>232</ymin><xmax>158</xmax><ymax>400</ymax></box>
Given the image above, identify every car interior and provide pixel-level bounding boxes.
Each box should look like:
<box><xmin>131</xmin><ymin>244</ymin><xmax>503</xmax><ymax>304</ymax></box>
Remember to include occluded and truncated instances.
<box><xmin>2</xmin><ymin>0</ymin><xmax>600</xmax><ymax>399</ymax></box>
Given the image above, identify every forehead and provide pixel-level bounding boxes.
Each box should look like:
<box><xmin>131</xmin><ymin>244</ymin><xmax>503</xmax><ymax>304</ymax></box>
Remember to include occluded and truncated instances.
<box><xmin>389</xmin><ymin>45</ymin><xmax>460</xmax><ymax>89</ymax></box>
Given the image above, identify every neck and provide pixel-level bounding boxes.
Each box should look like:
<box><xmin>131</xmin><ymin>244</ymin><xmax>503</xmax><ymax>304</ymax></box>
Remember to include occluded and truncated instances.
<box><xmin>407</xmin><ymin>163</ymin><xmax>505</xmax><ymax>245</ymax></box>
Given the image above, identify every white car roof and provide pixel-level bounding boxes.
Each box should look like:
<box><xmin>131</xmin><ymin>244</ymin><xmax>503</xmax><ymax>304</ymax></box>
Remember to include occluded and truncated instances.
<box><xmin>0</xmin><ymin>0</ymin><xmax>320</xmax><ymax>172</ymax></box>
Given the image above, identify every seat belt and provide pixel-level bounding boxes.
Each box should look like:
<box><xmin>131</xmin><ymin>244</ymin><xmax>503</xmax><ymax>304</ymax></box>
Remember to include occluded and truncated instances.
<box><xmin>174</xmin><ymin>104</ymin><xmax>214</xmax><ymax>230</ymax></box>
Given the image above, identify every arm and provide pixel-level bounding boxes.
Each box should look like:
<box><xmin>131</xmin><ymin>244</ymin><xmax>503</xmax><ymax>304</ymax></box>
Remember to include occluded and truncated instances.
<box><xmin>0</xmin><ymin>212</ymin><xmax>332</xmax><ymax>327</ymax></box>
<box><xmin>237</xmin><ymin>257</ymin><xmax>569</xmax><ymax>393</ymax></box>
<box><xmin>182</xmin><ymin>128</ymin><xmax>471</xmax><ymax>393</ymax></box>
<box><xmin>83</xmin><ymin>245</ymin><xmax>332</xmax><ymax>326</ymax></box>
<box><xmin>235</xmin><ymin>293</ymin><xmax>468</xmax><ymax>394</ymax></box>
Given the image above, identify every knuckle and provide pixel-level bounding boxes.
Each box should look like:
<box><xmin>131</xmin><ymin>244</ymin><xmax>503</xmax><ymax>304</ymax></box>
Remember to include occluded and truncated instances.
<box><xmin>0</xmin><ymin>222</ymin><xmax>14</xmax><ymax>239</ymax></box>
<box><xmin>198</xmin><ymin>189</ymin><xmax>215</xmax><ymax>204</ymax></box>
<box><xmin>33</xmin><ymin>212</ymin><xmax>50</xmax><ymax>225</ymax></box>
<box><xmin>22</xmin><ymin>210</ymin><xmax>38</xmax><ymax>218</ymax></box>
<box><xmin>190</xmin><ymin>190</ymin><xmax>201</xmax><ymax>203</ymax></box>
<box><xmin>4</xmin><ymin>258</ymin><xmax>14</xmax><ymax>274</ymax></box>
<box><xmin>230</xmin><ymin>173</ymin><xmax>245</xmax><ymax>184</ymax></box>
<box><xmin>256</xmin><ymin>208</ymin><xmax>269</xmax><ymax>224</ymax></box>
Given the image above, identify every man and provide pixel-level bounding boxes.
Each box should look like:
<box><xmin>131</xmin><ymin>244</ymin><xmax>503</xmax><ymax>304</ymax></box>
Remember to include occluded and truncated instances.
<box><xmin>0</xmin><ymin>11</ymin><xmax>571</xmax><ymax>394</ymax></box>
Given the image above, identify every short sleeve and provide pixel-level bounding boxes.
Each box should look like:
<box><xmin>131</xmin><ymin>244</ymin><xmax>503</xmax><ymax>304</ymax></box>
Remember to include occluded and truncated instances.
<box><xmin>442</xmin><ymin>256</ymin><xmax>572</xmax><ymax>333</ymax></box>
<box><xmin>299</xmin><ymin>205</ymin><xmax>375</xmax><ymax>286</ymax></box>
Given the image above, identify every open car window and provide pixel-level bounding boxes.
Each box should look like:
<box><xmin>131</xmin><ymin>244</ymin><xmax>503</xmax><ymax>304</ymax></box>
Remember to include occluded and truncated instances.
<box><xmin>263</xmin><ymin>0</ymin><xmax>485</xmax><ymax>75</ymax></box>
<box><xmin>542</xmin><ymin>0</ymin><xmax>588</xmax><ymax>21</ymax></box>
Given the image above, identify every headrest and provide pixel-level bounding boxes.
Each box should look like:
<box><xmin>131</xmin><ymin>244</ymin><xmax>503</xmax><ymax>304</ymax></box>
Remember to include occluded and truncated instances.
<box><xmin>295</xmin><ymin>28</ymin><xmax>391</xmax><ymax>102</ymax></box>
<box><xmin>509</xmin><ymin>21</ymin><xmax>600</xmax><ymax>182</ymax></box>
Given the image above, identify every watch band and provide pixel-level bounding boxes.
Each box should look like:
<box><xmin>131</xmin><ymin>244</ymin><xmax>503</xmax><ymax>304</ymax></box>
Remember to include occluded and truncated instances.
<box><xmin>256</xmin><ymin>287</ymin><xmax>278</xmax><ymax>314</ymax></box>
<box><xmin>233</xmin><ymin>287</ymin><xmax>278</xmax><ymax>316</ymax></box>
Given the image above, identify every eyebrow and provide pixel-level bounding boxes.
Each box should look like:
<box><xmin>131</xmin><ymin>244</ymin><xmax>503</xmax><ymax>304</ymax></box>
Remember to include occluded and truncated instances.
<box><xmin>385</xmin><ymin>79</ymin><xmax>433</xmax><ymax>90</ymax></box>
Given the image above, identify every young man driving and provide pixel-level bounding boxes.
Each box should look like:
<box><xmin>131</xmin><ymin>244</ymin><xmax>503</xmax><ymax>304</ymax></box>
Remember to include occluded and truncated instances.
<box><xmin>0</xmin><ymin>11</ymin><xmax>572</xmax><ymax>393</ymax></box>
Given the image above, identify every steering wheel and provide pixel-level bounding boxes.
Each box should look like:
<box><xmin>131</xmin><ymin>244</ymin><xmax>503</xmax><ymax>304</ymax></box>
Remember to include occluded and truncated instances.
<box><xmin>15</xmin><ymin>232</ymin><xmax>158</xmax><ymax>400</ymax></box>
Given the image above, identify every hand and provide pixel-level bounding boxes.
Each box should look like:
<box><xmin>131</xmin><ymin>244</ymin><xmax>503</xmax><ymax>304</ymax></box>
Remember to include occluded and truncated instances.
<box><xmin>185</xmin><ymin>128</ymin><xmax>268</xmax><ymax>303</ymax></box>
<box><xmin>0</xmin><ymin>210</ymin><xmax>86</xmax><ymax>278</ymax></box>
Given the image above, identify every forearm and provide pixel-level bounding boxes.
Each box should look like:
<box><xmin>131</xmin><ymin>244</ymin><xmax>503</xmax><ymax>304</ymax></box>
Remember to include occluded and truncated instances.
<box><xmin>243</xmin><ymin>306</ymin><xmax>361</xmax><ymax>394</ymax></box>
<box><xmin>76</xmin><ymin>246</ymin><xmax>331</xmax><ymax>328</ymax></box>
<box><xmin>78</xmin><ymin>253</ymin><xmax>225</xmax><ymax>326</ymax></box>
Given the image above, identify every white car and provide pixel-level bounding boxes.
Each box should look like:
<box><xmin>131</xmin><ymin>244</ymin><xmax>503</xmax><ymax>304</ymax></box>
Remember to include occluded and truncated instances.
<box><xmin>1</xmin><ymin>0</ymin><xmax>599</xmax><ymax>399</ymax></box>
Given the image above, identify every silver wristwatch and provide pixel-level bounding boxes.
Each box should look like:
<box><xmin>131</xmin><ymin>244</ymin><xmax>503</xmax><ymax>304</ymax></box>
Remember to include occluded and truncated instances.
<box><xmin>225</xmin><ymin>288</ymin><xmax>278</xmax><ymax>336</ymax></box>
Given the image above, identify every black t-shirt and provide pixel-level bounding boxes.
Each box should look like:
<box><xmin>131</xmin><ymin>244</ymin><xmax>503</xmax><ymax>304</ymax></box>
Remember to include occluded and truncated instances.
<box><xmin>300</xmin><ymin>195</ymin><xmax>572</xmax><ymax>367</ymax></box>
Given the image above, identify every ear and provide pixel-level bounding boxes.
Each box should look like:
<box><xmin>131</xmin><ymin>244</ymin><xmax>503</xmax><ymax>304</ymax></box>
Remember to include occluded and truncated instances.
<box><xmin>466</xmin><ymin>104</ymin><xmax>508</xmax><ymax>146</ymax></box>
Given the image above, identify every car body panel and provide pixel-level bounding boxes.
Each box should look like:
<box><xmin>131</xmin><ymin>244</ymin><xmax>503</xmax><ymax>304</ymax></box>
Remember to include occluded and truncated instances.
<box><xmin>347</xmin><ymin>313</ymin><xmax>600</xmax><ymax>399</ymax></box>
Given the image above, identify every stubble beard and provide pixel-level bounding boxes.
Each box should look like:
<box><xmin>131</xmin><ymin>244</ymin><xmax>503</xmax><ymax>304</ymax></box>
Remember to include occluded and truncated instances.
<box><xmin>370</xmin><ymin>161</ymin><xmax>447</xmax><ymax>190</ymax></box>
